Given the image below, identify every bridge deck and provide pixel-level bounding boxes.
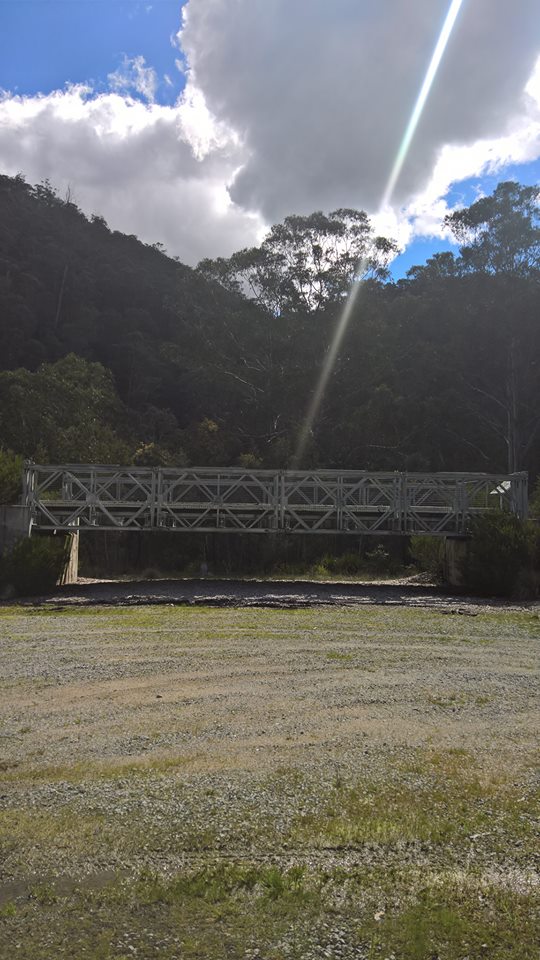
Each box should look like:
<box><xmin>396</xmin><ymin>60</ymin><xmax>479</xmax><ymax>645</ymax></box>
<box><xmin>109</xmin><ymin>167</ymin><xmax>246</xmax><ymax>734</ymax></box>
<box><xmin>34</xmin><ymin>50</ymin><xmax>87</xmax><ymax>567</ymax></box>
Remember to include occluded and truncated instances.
<box><xmin>23</xmin><ymin>465</ymin><xmax>528</xmax><ymax>537</ymax></box>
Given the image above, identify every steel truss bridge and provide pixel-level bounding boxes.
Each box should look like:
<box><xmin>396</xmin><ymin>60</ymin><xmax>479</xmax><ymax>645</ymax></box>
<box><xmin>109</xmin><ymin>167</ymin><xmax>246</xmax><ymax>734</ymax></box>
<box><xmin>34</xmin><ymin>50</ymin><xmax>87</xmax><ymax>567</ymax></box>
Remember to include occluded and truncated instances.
<box><xmin>23</xmin><ymin>465</ymin><xmax>528</xmax><ymax>537</ymax></box>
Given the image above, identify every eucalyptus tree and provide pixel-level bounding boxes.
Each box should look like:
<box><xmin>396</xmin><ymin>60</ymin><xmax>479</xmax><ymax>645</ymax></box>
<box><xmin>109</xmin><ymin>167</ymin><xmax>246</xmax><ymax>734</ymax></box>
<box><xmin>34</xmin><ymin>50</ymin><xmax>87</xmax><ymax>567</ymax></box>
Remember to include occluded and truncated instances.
<box><xmin>444</xmin><ymin>181</ymin><xmax>540</xmax><ymax>277</ymax></box>
<box><xmin>442</xmin><ymin>182</ymin><xmax>540</xmax><ymax>474</ymax></box>
<box><xmin>198</xmin><ymin>208</ymin><xmax>397</xmax><ymax>314</ymax></box>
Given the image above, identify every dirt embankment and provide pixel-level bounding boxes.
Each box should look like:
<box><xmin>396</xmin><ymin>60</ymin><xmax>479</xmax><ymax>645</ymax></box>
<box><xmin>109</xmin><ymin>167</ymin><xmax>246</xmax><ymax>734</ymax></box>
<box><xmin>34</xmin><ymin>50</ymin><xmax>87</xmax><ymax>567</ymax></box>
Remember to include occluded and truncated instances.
<box><xmin>6</xmin><ymin>575</ymin><xmax>536</xmax><ymax>612</ymax></box>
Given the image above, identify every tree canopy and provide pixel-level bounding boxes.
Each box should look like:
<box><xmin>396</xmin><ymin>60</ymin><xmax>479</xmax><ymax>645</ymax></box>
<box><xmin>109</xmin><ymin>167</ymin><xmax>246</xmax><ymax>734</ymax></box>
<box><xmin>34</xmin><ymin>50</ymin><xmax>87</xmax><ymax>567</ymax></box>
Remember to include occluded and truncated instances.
<box><xmin>198</xmin><ymin>209</ymin><xmax>397</xmax><ymax>314</ymax></box>
<box><xmin>444</xmin><ymin>181</ymin><xmax>540</xmax><ymax>276</ymax></box>
<box><xmin>0</xmin><ymin>175</ymin><xmax>538</xmax><ymax>483</ymax></box>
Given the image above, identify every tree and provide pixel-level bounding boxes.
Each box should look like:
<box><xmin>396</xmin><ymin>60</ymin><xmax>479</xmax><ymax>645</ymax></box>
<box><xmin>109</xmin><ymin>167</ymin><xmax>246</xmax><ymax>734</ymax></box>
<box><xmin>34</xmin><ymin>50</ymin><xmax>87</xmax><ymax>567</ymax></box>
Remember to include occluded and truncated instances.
<box><xmin>0</xmin><ymin>449</ymin><xmax>23</xmax><ymax>503</ymax></box>
<box><xmin>443</xmin><ymin>183</ymin><xmax>540</xmax><ymax>472</ymax></box>
<box><xmin>444</xmin><ymin>181</ymin><xmax>540</xmax><ymax>276</ymax></box>
<box><xmin>198</xmin><ymin>209</ymin><xmax>397</xmax><ymax>314</ymax></box>
<box><xmin>1</xmin><ymin>171</ymin><xmax>539</xmax><ymax>481</ymax></box>
<box><xmin>0</xmin><ymin>355</ymin><xmax>132</xmax><ymax>463</ymax></box>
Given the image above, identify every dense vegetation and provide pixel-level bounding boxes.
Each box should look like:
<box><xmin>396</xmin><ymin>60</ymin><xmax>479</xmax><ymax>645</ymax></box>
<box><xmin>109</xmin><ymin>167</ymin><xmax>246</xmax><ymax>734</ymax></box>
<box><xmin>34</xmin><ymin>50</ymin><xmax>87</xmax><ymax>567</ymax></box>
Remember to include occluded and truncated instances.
<box><xmin>0</xmin><ymin>174</ymin><xmax>538</xmax><ymax>481</ymax></box>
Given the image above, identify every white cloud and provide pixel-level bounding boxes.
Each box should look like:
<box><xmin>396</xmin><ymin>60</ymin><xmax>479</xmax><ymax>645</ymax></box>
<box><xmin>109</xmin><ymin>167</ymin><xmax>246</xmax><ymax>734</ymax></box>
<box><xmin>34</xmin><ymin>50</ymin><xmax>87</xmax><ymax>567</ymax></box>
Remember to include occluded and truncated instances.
<box><xmin>177</xmin><ymin>81</ymin><xmax>239</xmax><ymax>161</ymax></box>
<box><xmin>0</xmin><ymin>2</ymin><xmax>539</xmax><ymax>266</ymax></box>
<box><xmin>402</xmin><ymin>54</ymin><xmax>540</xmax><ymax>244</ymax></box>
<box><xmin>0</xmin><ymin>85</ymin><xmax>263</xmax><ymax>264</ymax></box>
<box><xmin>179</xmin><ymin>0</ymin><xmax>540</xmax><ymax>230</ymax></box>
<box><xmin>108</xmin><ymin>55</ymin><xmax>158</xmax><ymax>104</ymax></box>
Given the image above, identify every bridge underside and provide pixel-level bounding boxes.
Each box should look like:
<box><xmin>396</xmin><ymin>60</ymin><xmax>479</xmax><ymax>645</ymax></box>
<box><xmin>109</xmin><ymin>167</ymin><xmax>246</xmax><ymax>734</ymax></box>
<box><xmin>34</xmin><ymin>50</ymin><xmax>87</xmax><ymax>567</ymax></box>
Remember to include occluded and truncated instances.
<box><xmin>23</xmin><ymin>466</ymin><xmax>528</xmax><ymax>538</ymax></box>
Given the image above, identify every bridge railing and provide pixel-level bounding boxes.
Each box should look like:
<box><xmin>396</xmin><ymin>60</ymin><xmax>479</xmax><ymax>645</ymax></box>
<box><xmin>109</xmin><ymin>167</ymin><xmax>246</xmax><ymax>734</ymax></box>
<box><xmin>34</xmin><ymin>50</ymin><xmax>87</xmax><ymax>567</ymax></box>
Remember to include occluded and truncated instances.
<box><xmin>22</xmin><ymin>464</ymin><xmax>528</xmax><ymax>537</ymax></box>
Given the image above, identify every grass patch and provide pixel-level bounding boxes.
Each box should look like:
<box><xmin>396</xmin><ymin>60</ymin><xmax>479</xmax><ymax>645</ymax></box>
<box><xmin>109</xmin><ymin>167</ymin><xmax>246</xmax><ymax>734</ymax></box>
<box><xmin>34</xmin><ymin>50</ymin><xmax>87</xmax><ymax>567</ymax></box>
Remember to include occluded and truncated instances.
<box><xmin>0</xmin><ymin>808</ymin><xmax>112</xmax><ymax>859</ymax></box>
<box><xmin>0</xmin><ymin>803</ymin><xmax>218</xmax><ymax>867</ymax></box>
<box><xmin>325</xmin><ymin>650</ymin><xmax>354</xmax><ymax>662</ymax></box>
<box><xmin>291</xmin><ymin>749</ymin><xmax>539</xmax><ymax>851</ymax></box>
<box><xmin>426</xmin><ymin>691</ymin><xmax>467</xmax><ymax>708</ymax></box>
<box><xmin>1</xmin><ymin>862</ymin><xmax>538</xmax><ymax>959</ymax></box>
<box><xmin>362</xmin><ymin>873</ymin><xmax>540</xmax><ymax>960</ymax></box>
<box><xmin>0</xmin><ymin>863</ymin><xmax>324</xmax><ymax>959</ymax></box>
<box><xmin>0</xmin><ymin>754</ymin><xmax>198</xmax><ymax>785</ymax></box>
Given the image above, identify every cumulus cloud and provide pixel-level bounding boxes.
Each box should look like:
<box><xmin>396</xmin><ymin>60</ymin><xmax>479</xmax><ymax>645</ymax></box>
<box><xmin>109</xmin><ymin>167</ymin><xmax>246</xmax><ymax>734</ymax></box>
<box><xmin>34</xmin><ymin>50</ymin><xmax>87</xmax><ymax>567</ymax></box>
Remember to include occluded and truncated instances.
<box><xmin>0</xmin><ymin>85</ymin><xmax>263</xmax><ymax>264</ymax></box>
<box><xmin>0</xmin><ymin>1</ymin><xmax>539</xmax><ymax>265</ymax></box>
<box><xmin>369</xmin><ymin>56</ymin><xmax>540</xmax><ymax>250</ymax></box>
<box><xmin>407</xmin><ymin>57</ymin><xmax>540</xmax><ymax>236</ymax></box>
<box><xmin>179</xmin><ymin>0</ymin><xmax>540</xmax><ymax>224</ymax></box>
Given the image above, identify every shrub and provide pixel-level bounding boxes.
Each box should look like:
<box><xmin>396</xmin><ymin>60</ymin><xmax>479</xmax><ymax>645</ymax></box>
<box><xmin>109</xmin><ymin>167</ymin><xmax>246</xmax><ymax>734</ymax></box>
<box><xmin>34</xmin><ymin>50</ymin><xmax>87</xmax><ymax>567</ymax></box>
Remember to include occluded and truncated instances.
<box><xmin>364</xmin><ymin>543</ymin><xmax>394</xmax><ymax>575</ymax></box>
<box><xmin>462</xmin><ymin>511</ymin><xmax>537</xmax><ymax>597</ymax></box>
<box><xmin>0</xmin><ymin>449</ymin><xmax>23</xmax><ymax>504</ymax></box>
<box><xmin>319</xmin><ymin>552</ymin><xmax>365</xmax><ymax>576</ymax></box>
<box><xmin>314</xmin><ymin>546</ymin><xmax>396</xmax><ymax>578</ymax></box>
<box><xmin>0</xmin><ymin>536</ymin><xmax>67</xmax><ymax>596</ymax></box>
<box><xmin>530</xmin><ymin>477</ymin><xmax>540</xmax><ymax>519</ymax></box>
<box><xmin>237</xmin><ymin>452</ymin><xmax>263</xmax><ymax>469</ymax></box>
<box><xmin>410</xmin><ymin>535</ymin><xmax>444</xmax><ymax>580</ymax></box>
<box><xmin>528</xmin><ymin>519</ymin><xmax>540</xmax><ymax>567</ymax></box>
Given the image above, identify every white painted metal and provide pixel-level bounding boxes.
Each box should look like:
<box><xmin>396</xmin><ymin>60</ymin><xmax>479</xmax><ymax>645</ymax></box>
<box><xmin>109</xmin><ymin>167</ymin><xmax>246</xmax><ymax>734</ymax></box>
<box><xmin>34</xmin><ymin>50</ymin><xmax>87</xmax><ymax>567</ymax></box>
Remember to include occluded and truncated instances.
<box><xmin>23</xmin><ymin>464</ymin><xmax>528</xmax><ymax>537</ymax></box>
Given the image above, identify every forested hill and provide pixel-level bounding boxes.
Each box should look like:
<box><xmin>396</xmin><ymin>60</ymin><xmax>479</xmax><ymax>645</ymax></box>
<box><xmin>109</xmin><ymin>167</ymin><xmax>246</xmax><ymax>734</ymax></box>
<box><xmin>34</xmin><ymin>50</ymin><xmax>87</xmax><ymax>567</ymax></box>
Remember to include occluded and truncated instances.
<box><xmin>0</xmin><ymin>174</ymin><xmax>539</xmax><ymax>483</ymax></box>
<box><xmin>0</xmin><ymin>173</ymin><xmax>270</xmax><ymax>467</ymax></box>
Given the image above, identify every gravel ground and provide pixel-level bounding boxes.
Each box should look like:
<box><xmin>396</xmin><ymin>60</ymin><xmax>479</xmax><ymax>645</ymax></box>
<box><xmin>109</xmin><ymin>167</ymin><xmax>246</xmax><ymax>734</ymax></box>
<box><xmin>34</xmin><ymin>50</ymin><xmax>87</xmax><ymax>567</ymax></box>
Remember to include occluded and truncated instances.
<box><xmin>0</xmin><ymin>599</ymin><xmax>538</xmax><ymax>958</ymax></box>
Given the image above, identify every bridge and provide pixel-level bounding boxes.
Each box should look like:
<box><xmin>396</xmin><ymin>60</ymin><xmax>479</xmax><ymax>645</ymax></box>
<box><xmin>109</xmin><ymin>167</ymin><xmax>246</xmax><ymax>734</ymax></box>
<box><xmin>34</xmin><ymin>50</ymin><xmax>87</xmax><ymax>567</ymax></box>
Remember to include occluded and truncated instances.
<box><xmin>22</xmin><ymin>464</ymin><xmax>528</xmax><ymax>537</ymax></box>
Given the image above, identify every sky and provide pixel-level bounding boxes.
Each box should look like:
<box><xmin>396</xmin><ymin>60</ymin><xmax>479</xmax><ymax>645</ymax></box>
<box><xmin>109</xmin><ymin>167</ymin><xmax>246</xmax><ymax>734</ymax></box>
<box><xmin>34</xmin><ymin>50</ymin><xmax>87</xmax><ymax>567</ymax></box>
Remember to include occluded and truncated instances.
<box><xmin>0</xmin><ymin>0</ymin><xmax>539</xmax><ymax>275</ymax></box>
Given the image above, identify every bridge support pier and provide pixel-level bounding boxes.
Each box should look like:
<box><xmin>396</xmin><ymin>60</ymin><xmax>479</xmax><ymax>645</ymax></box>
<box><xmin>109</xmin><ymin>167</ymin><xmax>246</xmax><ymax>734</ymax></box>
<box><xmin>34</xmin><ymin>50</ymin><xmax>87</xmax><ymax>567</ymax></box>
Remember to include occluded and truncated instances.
<box><xmin>444</xmin><ymin>537</ymin><xmax>468</xmax><ymax>588</ymax></box>
<box><xmin>0</xmin><ymin>505</ymin><xmax>31</xmax><ymax>555</ymax></box>
<box><xmin>59</xmin><ymin>532</ymin><xmax>79</xmax><ymax>585</ymax></box>
<box><xmin>1</xmin><ymin>506</ymin><xmax>79</xmax><ymax>588</ymax></box>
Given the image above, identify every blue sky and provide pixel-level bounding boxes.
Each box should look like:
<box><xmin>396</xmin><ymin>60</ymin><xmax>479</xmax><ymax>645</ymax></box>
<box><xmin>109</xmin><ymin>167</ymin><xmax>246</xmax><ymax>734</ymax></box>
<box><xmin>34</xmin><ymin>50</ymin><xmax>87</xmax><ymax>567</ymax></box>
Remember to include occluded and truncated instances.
<box><xmin>0</xmin><ymin>0</ymin><xmax>538</xmax><ymax>270</ymax></box>
<box><xmin>0</xmin><ymin>1</ymin><xmax>185</xmax><ymax>102</ymax></box>
<box><xmin>392</xmin><ymin>158</ymin><xmax>540</xmax><ymax>277</ymax></box>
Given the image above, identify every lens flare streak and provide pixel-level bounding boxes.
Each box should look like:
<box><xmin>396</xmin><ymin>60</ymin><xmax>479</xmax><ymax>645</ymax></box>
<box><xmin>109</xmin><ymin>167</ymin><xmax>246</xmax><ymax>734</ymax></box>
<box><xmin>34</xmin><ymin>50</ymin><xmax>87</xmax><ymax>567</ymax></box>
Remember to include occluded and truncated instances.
<box><xmin>381</xmin><ymin>0</ymin><xmax>465</xmax><ymax>210</ymax></box>
<box><xmin>293</xmin><ymin>0</ymin><xmax>465</xmax><ymax>468</ymax></box>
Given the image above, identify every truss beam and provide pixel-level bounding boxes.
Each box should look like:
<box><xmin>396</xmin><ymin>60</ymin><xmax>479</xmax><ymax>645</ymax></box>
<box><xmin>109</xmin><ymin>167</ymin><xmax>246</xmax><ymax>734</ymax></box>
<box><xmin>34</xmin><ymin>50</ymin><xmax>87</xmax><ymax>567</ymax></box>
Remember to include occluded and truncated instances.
<box><xmin>22</xmin><ymin>465</ymin><xmax>528</xmax><ymax>537</ymax></box>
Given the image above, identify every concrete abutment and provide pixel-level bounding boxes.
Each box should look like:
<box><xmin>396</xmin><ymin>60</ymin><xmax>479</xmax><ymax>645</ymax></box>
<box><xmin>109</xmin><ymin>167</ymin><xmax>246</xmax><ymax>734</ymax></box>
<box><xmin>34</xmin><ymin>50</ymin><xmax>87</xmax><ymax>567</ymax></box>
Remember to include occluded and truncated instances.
<box><xmin>443</xmin><ymin>537</ymin><xmax>469</xmax><ymax>588</ymax></box>
<box><xmin>0</xmin><ymin>505</ymin><xmax>79</xmax><ymax>588</ymax></box>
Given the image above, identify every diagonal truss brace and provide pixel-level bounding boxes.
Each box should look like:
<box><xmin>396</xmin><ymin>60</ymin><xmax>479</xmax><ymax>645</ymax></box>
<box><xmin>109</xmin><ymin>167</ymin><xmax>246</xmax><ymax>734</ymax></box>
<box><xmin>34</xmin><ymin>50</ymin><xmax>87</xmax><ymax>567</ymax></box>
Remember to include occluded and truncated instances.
<box><xmin>22</xmin><ymin>465</ymin><xmax>528</xmax><ymax>537</ymax></box>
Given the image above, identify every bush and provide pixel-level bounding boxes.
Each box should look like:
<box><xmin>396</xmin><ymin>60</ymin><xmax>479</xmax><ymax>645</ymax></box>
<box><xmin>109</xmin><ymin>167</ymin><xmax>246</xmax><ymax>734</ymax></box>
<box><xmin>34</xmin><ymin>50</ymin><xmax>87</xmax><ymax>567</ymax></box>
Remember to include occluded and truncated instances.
<box><xmin>0</xmin><ymin>449</ymin><xmax>23</xmax><ymax>504</ymax></box>
<box><xmin>0</xmin><ymin>536</ymin><xmax>68</xmax><ymax>596</ymax></box>
<box><xmin>312</xmin><ymin>546</ymin><xmax>397</xmax><ymax>578</ymax></box>
<box><xmin>319</xmin><ymin>552</ymin><xmax>365</xmax><ymax>576</ymax></box>
<box><xmin>528</xmin><ymin>519</ymin><xmax>540</xmax><ymax>567</ymax></box>
<box><xmin>462</xmin><ymin>511</ymin><xmax>537</xmax><ymax>597</ymax></box>
<box><xmin>237</xmin><ymin>452</ymin><xmax>263</xmax><ymax>469</ymax></box>
<box><xmin>410</xmin><ymin>536</ymin><xmax>444</xmax><ymax>580</ymax></box>
<box><xmin>364</xmin><ymin>543</ymin><xmax>394</xmax><ymax>575</ymax></box>
<box><xmin>530</xmin><ymin>477</ymin><xmax>540</xmax><ymax>519</ymax></box>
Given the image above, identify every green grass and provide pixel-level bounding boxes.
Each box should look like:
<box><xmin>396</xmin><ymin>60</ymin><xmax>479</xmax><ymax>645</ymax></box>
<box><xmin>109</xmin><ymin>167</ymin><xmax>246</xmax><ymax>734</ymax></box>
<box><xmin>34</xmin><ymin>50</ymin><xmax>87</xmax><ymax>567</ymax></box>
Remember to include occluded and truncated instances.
<box><xmin>0</xmin><ymin>754</ymin><xmax>198</xmax><ymax>785</ymax></box>
<box><xmin>0</xmin><ymin>802</ymin><xmax>219</xmax><ymax>868</ymax></box>
<box><xmin>291</xmin><ymin>749</ymin><xmax>539</xmax><ymax>853</ymax></box>
<box><xmin>325</xmin><ymin>650</ymin><xmax>355</xmax><ymax>662</ymax></box>
<box><xmin>1</xmin><ymin>862</ymin><xmax>538</xmax><ymax>960</ymax></box>
<box><xmin>2</xmin><ymin>748</ymin><xmax>536</xmax><ymax>888</ymax></box>
<box><xmin>362</xmin><ymin>872</ymin><xmax>540</xmax><ymax>960</ymax></box>
<box><xmin>0</xmin><ymin>863</ymin><xmax>322</xmax><ymax>959</ymax></box>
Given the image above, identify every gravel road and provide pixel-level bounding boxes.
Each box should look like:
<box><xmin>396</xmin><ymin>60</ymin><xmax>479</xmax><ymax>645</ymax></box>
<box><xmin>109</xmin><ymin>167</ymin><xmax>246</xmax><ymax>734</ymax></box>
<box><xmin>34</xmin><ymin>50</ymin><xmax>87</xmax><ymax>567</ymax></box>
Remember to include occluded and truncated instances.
<box><xmin>0</xmin><ymin>599</ymin><xmax>538</xmax><ymax>958</ymax></box>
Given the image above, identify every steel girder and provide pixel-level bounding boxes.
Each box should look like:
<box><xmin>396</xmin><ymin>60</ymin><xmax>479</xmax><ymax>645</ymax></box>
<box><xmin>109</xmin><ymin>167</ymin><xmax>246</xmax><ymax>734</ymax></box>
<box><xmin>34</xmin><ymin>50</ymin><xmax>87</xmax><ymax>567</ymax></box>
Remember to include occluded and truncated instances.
<box><xmin>22</xmin><ymin>464</ymin><xmax>528</xmax><ymax>536</ymax></box>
